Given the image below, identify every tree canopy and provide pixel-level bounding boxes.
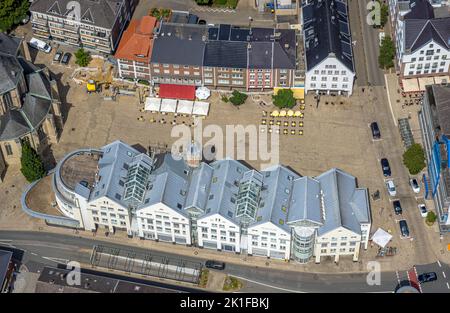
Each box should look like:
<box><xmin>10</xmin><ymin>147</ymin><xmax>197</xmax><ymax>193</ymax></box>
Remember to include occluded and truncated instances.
<box><xmin>272</xmin><ymin>89</ymin><xmax>296</xmax><ymax>109</ymax></box>
<box><xmin>402</xmin><ymin>143</ymin><xmax>426</xmax><ymax>175</ymax></box>
<box><xmin>378</xmin><ymin>35</ymin><xmax>395</xmax><ymax>69</ymax></box>
<box><xmin>20</xmin><ymin>140</ymin><xmax>46</xmax><ymax>182</ymax></box>
<box><xmin>229</xmin><ymin>90</ymin><xmax>247</xmax><ymax>106</ymax></box>
<box><xmin>75</xmin><ymin>48</ymin><xmax>92</xmax><ymax>67</ymax></box>
<box><xmin>0</xmin><ymin>0</ymin><xmax>30</xmax><ymax>32</ymax></box>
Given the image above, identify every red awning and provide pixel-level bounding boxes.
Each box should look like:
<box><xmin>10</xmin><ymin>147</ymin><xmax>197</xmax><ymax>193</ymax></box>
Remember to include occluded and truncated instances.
<box><xmin>159</xmin><ymin>84</ymin><xmax>196</xmax><ymax>100</ymax></box>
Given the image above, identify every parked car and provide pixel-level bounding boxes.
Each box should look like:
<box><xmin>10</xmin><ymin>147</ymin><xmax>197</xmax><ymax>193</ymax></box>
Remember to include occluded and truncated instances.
<box><xmin>29</xmin><ymin>37</ymin><xmax>52</xmax><ymax>53</ymax></box>
<box><xmin>386</xmin><ymin>180</ymin><xmax>397</xmax><ymax>197</ymax></box>
<box><xmin>418</xmin><ymin>204</ymin><xmax>428</xmax><ymax>217</ymax></box>
<box><xmin>198</xmin><ymin>19</ymin><xmax>206</xmax><ymax>25</ymax></box>
<box><xmin>53</xmin><ymin>50</ymin><xmax>63</xmax><ymax>62</ymax></box>
<box><xmin>370</xmin><ymin>122</ymin><xmax>381</xmax><ymax>139</ymax></box>
<box><xmin>399</xmin><ymin>220</ymin><xmax>409</xmax><ymax>237</ymax></box>
<box><xmin>418</xmin><ymin>272</ymin><xmax>437</xmax><ymax>283</ymax></box>
<box><xmin>61</xmin><ymin>52</ymin><xmax>71</xmax><ymax>65</ymax></box>
<box><xmin>205</xmin><ymin>260</ymin><xmax>225</xmax><ymax>270</ymax></box>
<box><xmin>380</xmin><ymin>158</ymin><xmax>391</xmax><ymax>177</ymax></box>
<box><xmin>410</xmin><ymin>178</ymin><xmax>420</xmax><ymax>193</ymax></box>
<box><xmin>393</xmin><ymin>200</ymin><xmax>403</xmax><ymax>215</ymax></box>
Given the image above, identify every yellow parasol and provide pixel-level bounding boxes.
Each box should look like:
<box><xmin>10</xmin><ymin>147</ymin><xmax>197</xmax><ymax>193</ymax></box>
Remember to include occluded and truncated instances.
<box><xmin>271</xmin><ymin>110</ymin><xmax>279</xmax><ymax>117</ymax></box>
<box><xmin>287</xmin><ymin>110</ymin><xmax>294</xmax><ymax>117</ymax></box>
<box><xmin>294</xmin><ymin>111</ymin><xmax>301</xmax><ymax>117</ymax></box>
<box><xmin>280</xmin><ymin>110</ymin><xmax>287</xmax><ymax>117</ymax></box>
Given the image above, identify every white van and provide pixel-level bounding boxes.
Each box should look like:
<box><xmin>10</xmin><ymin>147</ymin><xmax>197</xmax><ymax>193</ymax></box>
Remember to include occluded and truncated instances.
<box><xmin>379</xmin><ymin>32</ymin><xmax>385</xmax><ymax>46</ymax></box>
<box><xmin>29</xmin><ymin>37</ymin><xmax>52</xmax><ymax>53</ymax></box>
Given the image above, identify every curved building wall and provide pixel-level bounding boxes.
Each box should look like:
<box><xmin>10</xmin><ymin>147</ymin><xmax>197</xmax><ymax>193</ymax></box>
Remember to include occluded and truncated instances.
<box><xmin>291</xmin><ymin>226</ymin><xmax>315</xmax><ymax>263</ymax></box>
<box><xmin>52</xmin><ymin>148</ymin><xmax>102</xmax><ymax>220</ymax></box>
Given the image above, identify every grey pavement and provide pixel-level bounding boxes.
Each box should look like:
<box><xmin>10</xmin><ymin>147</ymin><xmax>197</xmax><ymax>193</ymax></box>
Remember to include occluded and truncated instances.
<box><xmin>1</xmin><ymin>230</ymin><xmax>448</xmax><ymax>293</ymax></box>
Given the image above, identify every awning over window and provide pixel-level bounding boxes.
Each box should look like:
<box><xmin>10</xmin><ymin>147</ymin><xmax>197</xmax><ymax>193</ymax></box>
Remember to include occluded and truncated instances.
<box><xmin>159</xmin><ymin>84</ymin><xmax>196</xmax><ymax>100</ymax></box>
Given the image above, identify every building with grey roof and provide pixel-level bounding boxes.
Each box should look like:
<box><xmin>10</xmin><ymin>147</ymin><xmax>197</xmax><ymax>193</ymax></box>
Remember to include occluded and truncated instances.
<box><xmin>30</xmin><ymin>0</ymin><xmax>137</xmax><ymax>54</ymax></box>
<box><xmin>0</xmin><ymin>250</ymin><xmax>13</xmax><ymax>292</ymax></box>
<box><xmin>46</xmin><ymin>140</ymin><xmax>371</xmax><ymax>263</ymax></box>
<box><xmin>302</xmin><ymin>0</ymin><xmax>356</xmax><ymax>96</ymax></box>
<box><xmin>150</xmin><ymin>21</ymin><xmax>298</xmax><ymax>90</ymax></box>
<box><xmin>419</xmin><ymin>84</ymin><xmax>450</xmax><ymax>234</ymax></box>
<box><xmin>388</xmin><ymin>0</ymin><xmax>449</xmax><ymax>88</ymax></box>
<box><xmin>0</xmin><ymin>34</ymin><xmax>64</xmax><ymax>182</ymax></box>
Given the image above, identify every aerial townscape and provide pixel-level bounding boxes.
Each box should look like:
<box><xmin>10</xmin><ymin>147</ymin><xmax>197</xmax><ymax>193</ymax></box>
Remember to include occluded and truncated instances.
<box><xmin>0</xmin><ymin>0</ymin><xmax>449</xmax><ymax>298</ymax></box>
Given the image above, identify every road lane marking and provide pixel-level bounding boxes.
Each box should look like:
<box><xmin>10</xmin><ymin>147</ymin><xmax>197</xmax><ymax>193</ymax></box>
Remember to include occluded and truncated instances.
<box><xmin>31</xmin><ymin>252</ymin><xmax>38</xmax><ymax>256</ymax></box>
<box><xmin>42</xmin><ymin>256</ymin><xmax>70</xmax><ymax>264</ymax></box>
<box><xmin>437</xmin><ymin>260</ymin><xmax>441</xmax><ymax>267</ymax></box>
<box><xmin>395</xmin><ymin>271</ymin><xmax>401</xmax><ymax>285</ymax></box>
<box><xmin>446</xmin><ymin>282</ymin><xmax>449</xmax><ymax>289</ymax></box>
<box><xmin>384</xmin><ymin>74</ymin><xmax>397</xmax><ymax>127</ymax></box>
<box><xmin>231</xmin><ymin>275</ymin><xmax>305</xmax><ymax>293</ymax></box>
<box><xmin>442</xmin><ymin>271</ymin><xmax>446</xmax><ymax>279</ymax></box>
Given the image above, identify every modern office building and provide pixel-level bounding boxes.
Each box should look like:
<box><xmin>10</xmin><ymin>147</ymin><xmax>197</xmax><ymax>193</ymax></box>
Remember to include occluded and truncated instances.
<box><xmin>302</xmin><ymin>0</ymin><xmax>355</xmax><ymax>96</ymax></box>
<box><xmin>30</xmin><ymin>0</ymin><xmax>137</xmax><ymax>54</ymax></box>
<box><xmin>0</xmin><ymin>33</ymin><xmax>64</xmax><ymax>181</ymax></box>
<box><xmin>43</xmin><ymin>140</ymin><xmax>371</xmax><ymax>263</ymax></box>
<box><xmin>115</xmin><ymin>16</ymin><xmax>157</xmax><ymax>81</ymax></box>
<box><xmin>418</xmin><ymin>84</ymin><xmax>450</xmax><ymax>233</ymax></box>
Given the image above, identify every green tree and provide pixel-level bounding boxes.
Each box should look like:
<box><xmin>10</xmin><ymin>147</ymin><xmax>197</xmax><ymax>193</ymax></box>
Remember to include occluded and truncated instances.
<box><xmin>380</xmin><ymin>4</ymin><xmax>389</xmax><ymax>28</ymax></box>
<box><xmin>272</xmin><ymin>89</ymin><xmax>296</xmax><ymax>109</ymax></box>
<box><xmin>195</xmin><ymin>0</ymin><xmax>211</xmax><ymax>5</ymax></box>
<box><xmin>0</xmin><ymin>0</ymin><xmax>30</xmax><ymax>32</ymax></box>
<box><xmin>74</xmin><ymin>48</ymin><xmax>92</xmax><ymax>67</ymax></box>
<box><xmin>402</xmin><ymin>143</ymin><xmax>426</xmax><ymax>175</ymax></box>
<box><xmin>378</xmin><ymin>35</ymin><xmax>395</xmax><ymax>69</ymax></box>
<box><xmin>229</xmin><ymin>90</ymin><xmax>247</xmax><ymax>106</ymax></box>
<box><xmin>426</xmin><ymin>211</ymin><xmax>437</xmax><ymax>226</ymax></box>
<box><xmin>20</xmin><ymin>140</ymin><xmax>46</xmax><ymax>182</ymax></box>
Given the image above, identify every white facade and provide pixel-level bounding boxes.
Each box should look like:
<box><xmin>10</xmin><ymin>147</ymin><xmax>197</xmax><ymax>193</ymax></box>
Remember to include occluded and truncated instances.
<box><xmin>314</xmin><ymin>227</ymin><xmax>362</xmax><ymax>263</ymax></box>
<box><xmin>305</xmin><ymin>57</ymin><xmax>355</xmax><ymax>96</ymax></box>
<box><xmin>247</xmin><ymin>222</ymin><xmax>291</xmax><ymax>260</ymax></box>
<box><xmin>197</xmin><ymin>213</ymin><xmax>241</xmax><ymax>253</ymax></box>
<box><xmin>401</xmin><ymin>41</ymin><xmax>450</xmax><ymax>77</ymax></box>
<box><xmin>136</xmin><ymin>203</ymin><xmax>191</xmax><ymax>245</ymax></box>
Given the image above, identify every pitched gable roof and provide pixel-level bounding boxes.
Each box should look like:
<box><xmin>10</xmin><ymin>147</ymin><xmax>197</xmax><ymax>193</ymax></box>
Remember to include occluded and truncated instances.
<box><xmin>405</xmin><ymin>17</ymin><xmax>450</xmax><ymax>52</ymax></box>
<box><xmin>303</xmin><ymin>0</ymin><xmax>355</xmax><ymax>72</ymax></box>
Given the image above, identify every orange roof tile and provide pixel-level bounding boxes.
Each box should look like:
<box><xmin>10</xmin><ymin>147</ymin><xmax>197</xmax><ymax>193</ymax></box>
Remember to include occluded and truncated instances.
<box><xmin>115</xmin><ymin>16</ymin><xmax>157</xmax><ymax>63</ymax></box>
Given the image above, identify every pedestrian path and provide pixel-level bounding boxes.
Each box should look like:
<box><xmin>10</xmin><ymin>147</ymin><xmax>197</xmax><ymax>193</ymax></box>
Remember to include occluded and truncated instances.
<box><xmin>191</xmin><ymin>7</ymin><xmax>236</xmax><ymax>13</ymax></box>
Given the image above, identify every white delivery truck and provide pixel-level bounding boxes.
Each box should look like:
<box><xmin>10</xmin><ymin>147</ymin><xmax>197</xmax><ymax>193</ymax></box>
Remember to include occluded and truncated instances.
<box><xmin>29</xmin><ymin>37</ymin><xmax>52</xmax><ymax>53</ymax></box>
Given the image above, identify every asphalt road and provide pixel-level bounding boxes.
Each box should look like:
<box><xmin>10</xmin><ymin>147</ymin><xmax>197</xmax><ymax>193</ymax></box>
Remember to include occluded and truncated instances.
<box><xmin>1</xmin><ymin>231</ymin><xmax>449</xmax><ymax>293</ymax></box>
<box><xmin>348</xmin><ymin>0</ymin><xmax>386</xmax><ymax>87</ymax></box>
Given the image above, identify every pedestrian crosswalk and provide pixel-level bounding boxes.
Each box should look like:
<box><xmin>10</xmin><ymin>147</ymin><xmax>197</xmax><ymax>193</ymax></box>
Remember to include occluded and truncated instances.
<box><xmin>191</xmin><ymin>7</ymin><xmax>236</xmax><ymax>13</ymax></box>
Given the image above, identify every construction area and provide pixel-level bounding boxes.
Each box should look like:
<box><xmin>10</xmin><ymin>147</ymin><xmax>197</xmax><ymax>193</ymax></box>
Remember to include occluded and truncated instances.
<box><xmin>71</xmin><ymin>56</ymin><xmax>150</xmax><ymax>103</ymax></box>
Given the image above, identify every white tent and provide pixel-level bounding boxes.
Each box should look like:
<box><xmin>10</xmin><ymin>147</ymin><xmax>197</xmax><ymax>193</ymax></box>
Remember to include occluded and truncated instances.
<box><xmin>144</xmin><ymin>97</ymin><xmax>161</xmax><ymax>112</ymax></box>
<box><xmin>160</xmin><ymin>98</ymin><xmax>177</xmax><ymax>113</ymax></box>
<box><xmin>177</xmin><ymin>100</ymin><xmax>194</xmax><ymax>115</ymax></box>
<box><xmin>193</xmin><ymin>101</ymin><xmax>210</xmax><ymax>116</ymax></box>
<box><xmin>196</xmin><ymin>86</ymin><xmax>211</xmax><ymax>100</ymax></box>
<box><xmin>371</xmin><ymin>228</ymin><xmax>393</xmax><ymax>248</ymax></box>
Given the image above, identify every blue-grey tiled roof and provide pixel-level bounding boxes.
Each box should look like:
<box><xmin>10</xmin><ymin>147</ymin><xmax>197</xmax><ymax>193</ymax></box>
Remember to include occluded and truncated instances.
<box><xmin>316</xmin><ymin>168</ymin><xmax>370</xmax><ymax>236</ymax></box>
<box><xmin>288</xmin><ymin>176</ymin><xmax>323</xmax><ymax>225</ymax></box>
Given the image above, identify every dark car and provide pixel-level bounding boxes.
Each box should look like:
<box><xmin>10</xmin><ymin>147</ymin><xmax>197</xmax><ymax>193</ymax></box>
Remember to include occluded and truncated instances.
<box><xmin>393</xmin><ymin>200</ymin><xmax>403</xmax><ymax>215</ymax></box>
<box><xmin>53</xmin><ymin>50</ymin><xmax>63</xmax><ymax>62</ymax></box>
<box><xmin>418</xmin><ymin>272</ymin><xmax>437</xmax><ymax>283</ymax></box>
<box><xmin>61</xmin><ymin>52</ymin><xmax>71</xmax><ymax>65</ymax></box>
<box><xmin>399</xmin><ymin>220</ymin><xmax>409</xmax><ymax>237</ymax></box>
<box><xmin>381</xmin><ymin>158</ymin><xmax>391</xmax><ymax>177</ymax></box>
<box><xmin>205</xmin><ymin>260</ymin><xmax>225</xmax><ymax>270</ymax></box>
<box><xmin>198</xmin><ymin>19</ymin><xmax>206</xmax><ymax>25</ymax></box>
<box><xmin>370</xmin><ymin>122</ymin><xmax>381</xmax><ymax>139</ymax></box>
